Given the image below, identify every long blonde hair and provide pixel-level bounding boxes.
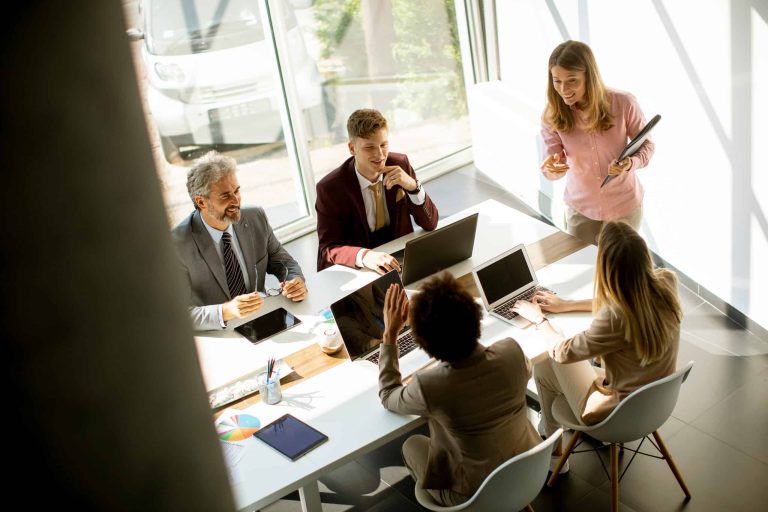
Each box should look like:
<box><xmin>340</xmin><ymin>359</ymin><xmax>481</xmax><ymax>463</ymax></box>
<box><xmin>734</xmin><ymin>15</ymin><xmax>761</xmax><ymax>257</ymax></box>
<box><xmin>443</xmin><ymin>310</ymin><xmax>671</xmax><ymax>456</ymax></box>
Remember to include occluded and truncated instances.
<box><xmin>543</xmin><ymin>40</ymin><xmax>613</xmax><ymax>133</ymax></box>
<box><xmin>593</xmin><ymin>222</ymin><xmax>682</xmax><ymax>365</ymax></box>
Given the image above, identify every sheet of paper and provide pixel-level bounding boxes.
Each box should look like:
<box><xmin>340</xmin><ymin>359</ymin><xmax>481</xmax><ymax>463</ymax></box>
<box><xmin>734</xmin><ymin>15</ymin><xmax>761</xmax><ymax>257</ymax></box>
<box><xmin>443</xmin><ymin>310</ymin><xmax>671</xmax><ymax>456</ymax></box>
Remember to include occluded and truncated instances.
<box><xmin>220</xmin><ymin>441</ymin><xmax>247</xmax><ymax>485</ymax></box>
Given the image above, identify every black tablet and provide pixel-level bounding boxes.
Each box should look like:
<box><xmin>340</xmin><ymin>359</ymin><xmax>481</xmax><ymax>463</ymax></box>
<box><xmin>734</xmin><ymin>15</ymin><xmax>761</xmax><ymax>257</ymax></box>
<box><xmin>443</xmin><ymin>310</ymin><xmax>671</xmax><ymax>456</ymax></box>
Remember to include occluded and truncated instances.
<box><xmin>235</xmin><ymin>307</ymin><xmax>302</xmax><ymax>344</ymax></box>
<box><xmin>617</xmin><ymin>114</ymin><xmax>661</xmax><ymax>162</ymax></box>
<box><xmin>253</xmin><ymin>414</ymin><xmax>328</xmax><ymax>460</ymax></box>
<box><xmin>602</xmin><ymin>114</ymin><xmax>661</xmax><ymax>188</ymax></box>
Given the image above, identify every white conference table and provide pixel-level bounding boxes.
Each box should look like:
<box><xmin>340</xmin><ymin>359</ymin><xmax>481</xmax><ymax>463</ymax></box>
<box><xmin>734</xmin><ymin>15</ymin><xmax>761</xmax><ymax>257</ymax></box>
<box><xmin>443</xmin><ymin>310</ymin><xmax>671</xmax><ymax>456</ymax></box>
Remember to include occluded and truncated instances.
<box><xmin>194</xmin><ymin>199</ymin><xmax>597</xmax><ymax>511</ymax></box>
<box><xmin>196</xmin><ymin>199</ymin><xmax>564</xmax><ymax>390</ymax></box>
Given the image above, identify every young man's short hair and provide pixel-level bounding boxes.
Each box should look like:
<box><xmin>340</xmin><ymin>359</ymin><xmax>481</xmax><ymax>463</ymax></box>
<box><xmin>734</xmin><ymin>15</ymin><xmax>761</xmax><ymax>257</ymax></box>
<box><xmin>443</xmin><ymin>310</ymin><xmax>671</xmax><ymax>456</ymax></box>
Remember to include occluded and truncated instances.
<box><xmin>409</xmin><ymin>272</ymin><xmax>482</xmax><ymax>363</ymax></box>
<box><xmin>347</xmin><ymin>108</ymin><xmax>388</xmax><ymax>140</ymax></box>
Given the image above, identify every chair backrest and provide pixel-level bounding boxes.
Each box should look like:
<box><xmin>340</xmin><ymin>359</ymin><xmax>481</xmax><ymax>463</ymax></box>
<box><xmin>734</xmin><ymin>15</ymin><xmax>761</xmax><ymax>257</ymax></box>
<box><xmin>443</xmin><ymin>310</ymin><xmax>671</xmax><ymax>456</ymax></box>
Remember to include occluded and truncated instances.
<box><xmin>444</xmin><ymin>429</ymin><xmax>563</xmax><ymax>512</ymax></box>
<box><xmin>588</xmin><ymin>360</ymin><xmax>694</xmax><ymax>444</ymax></box>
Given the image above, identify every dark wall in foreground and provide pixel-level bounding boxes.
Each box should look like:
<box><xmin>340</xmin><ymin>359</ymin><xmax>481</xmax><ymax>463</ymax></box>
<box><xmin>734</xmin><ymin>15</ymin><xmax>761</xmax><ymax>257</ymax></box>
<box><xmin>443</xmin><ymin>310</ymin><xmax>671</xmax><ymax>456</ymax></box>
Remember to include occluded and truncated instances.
<box><xmin>1</xmin><ymin>1</ymin><xmax>234</xmax><ymax>509</ymax></box>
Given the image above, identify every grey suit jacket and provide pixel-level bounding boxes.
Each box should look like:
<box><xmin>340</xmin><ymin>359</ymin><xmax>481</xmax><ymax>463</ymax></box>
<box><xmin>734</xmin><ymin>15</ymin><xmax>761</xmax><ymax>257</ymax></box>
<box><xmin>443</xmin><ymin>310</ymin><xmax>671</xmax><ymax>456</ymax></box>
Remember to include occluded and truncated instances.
<box><xmin>378</xmin><ymin>338</ymin><xmax>542</xmax><ymax>496</ymax></box>
<box><xmin>171</xmin><ymin>207</ymin><xmax>304</xmax><ymax>331</ymax></box>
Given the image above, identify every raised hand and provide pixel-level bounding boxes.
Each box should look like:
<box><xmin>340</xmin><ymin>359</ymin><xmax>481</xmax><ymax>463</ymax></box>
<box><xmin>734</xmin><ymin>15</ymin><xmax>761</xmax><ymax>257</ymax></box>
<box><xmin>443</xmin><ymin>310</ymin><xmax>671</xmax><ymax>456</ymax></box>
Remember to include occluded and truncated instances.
<box><xmin>382</xmin><ymin>165</ymin><xmax>418</xmax><ymax>192</ymax></box>
<box><xmin>383</xmin><ymin>284</ymin><xmax>409</xmax><ymax>345</ymax></box>
<box><xmin>541</xmin><ymin>153</ymin><xmax>570</xmax><ymax>175</ymax></box>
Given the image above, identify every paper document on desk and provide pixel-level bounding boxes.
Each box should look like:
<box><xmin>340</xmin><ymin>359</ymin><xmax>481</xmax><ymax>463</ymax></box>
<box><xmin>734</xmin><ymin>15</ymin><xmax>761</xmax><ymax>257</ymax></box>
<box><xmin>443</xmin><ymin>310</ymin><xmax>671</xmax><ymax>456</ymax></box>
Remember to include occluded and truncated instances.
<box><xmin>216</xmin><ymin>408</ymin><xmax>254</xmax><ymax>484</ymax></box>
<box><xmin>220</xmin><ymin>441</ymin><xmax>247</xmax><ymax>485</ymax></box>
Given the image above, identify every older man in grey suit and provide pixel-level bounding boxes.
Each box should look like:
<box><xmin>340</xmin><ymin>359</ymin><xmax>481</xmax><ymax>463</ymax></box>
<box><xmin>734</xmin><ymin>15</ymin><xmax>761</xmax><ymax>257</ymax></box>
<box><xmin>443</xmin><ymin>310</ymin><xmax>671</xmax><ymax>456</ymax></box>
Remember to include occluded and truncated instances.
<box><xmin>172</xmin><ymin>151</ymin><xmax>307</xmax><ymax>331</ymax></box>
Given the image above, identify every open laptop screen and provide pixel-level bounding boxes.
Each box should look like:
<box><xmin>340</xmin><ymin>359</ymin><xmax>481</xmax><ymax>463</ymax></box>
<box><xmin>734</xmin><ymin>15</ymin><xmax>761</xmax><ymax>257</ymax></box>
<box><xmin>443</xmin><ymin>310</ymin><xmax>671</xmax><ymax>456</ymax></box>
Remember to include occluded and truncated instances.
<box><xmin>475</xmin><ymin>248</ymin><xmax>534</xmax><ymax>304</ymax></box>
<box><xmin>389</xmin><ymin>213</ymin><xmax>479</xmax><ymax>284</ymax></box>
<box><xmin>330</xmin><ymin>270</ymin><xmax>407</xmax><ymax>360</ymax></box>
<box><xmin>400</xmin><ymin>213</ymin><xmax>479</xmax><ymax>285</ymax></box>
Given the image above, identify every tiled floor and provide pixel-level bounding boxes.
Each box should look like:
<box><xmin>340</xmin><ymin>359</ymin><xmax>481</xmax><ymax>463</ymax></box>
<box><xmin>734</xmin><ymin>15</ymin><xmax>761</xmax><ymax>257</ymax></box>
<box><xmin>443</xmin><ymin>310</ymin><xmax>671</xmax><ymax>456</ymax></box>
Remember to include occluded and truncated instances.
<box><xmin>268</xmin><ymin>164</ymin><xmax>768</xmax><ymax>512</ymax></box>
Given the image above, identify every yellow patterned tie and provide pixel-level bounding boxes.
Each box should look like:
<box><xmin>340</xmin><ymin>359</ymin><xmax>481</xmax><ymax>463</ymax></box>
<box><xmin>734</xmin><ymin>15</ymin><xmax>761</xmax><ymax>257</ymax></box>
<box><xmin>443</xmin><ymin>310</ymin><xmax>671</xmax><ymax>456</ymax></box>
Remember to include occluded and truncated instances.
<box><xmin>369</xmin><ymin>181</ymin><xmax>386</xmax><ymax>231</ymax></box>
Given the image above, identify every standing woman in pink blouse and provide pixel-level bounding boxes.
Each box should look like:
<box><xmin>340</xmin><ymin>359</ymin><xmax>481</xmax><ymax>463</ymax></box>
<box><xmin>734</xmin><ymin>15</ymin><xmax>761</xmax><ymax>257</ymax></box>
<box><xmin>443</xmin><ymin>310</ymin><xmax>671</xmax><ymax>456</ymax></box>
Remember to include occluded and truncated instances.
<box><xmin>541</xmin><ymin>40</ymin><xmax>655</xmax><ymax>243</ymax></box>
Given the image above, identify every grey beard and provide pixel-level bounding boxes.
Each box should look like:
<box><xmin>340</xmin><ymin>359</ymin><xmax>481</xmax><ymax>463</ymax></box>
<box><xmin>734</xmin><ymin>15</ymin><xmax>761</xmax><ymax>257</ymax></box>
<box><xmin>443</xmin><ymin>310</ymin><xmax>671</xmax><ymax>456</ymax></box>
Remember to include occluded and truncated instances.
<box><xmin>216</xmin><ymin>208</ymin><xmax>241</xmax><ymax>224</ymax></box>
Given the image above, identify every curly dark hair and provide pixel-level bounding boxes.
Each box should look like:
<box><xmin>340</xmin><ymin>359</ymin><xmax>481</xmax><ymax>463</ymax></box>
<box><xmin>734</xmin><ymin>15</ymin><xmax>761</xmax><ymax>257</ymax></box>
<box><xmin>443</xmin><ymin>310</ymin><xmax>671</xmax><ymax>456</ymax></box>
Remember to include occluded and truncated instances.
<box><xmin>409</xmin><ymin>272</ymin><xmax>482</xmax><ymax>363</ymax></box>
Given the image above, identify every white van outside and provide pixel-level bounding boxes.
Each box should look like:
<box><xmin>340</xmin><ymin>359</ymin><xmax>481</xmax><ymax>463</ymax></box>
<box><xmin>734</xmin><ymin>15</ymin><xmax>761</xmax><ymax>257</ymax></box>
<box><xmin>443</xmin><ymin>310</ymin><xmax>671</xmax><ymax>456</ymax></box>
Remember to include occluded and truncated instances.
<box><xmin>128</xmin><ymin>0</ymin><xmax>324</xmax><ymax>161</ymax></box>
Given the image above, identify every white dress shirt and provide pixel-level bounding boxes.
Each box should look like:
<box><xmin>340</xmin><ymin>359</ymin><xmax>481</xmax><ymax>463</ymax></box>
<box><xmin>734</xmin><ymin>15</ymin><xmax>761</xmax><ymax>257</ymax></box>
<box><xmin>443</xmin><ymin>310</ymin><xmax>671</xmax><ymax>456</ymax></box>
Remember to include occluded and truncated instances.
<box><xmin>200</xmin><ymin>216</ymin><xmax>252</xmax><ymax>326</ymax></box>
<box><xmin>354</xmin><ymin>167</ymin><xmax>426</xmax><ymax>267</ymax></box>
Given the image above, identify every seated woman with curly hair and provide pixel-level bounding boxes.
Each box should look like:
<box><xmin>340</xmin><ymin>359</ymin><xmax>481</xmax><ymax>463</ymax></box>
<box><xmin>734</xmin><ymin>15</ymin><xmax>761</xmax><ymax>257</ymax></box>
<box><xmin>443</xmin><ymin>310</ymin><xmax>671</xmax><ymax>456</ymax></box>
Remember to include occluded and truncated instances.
<box><xmin>378</xmin><ymin>272</ymin><xmax>541</xmax><ymax>506</ymax></box>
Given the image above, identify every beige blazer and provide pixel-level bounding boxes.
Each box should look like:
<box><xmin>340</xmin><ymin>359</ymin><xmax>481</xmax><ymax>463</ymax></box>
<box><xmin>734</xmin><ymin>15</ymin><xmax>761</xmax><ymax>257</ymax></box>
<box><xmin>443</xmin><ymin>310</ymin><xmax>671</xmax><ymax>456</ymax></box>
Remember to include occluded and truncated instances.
<box><xmin>553</xmin><ymin>271</ymin><xmax>680</xmax><ymax>424</ymax></box>
<box><xmin>378</xmin><ymin>338</ymin><xmax>541</xmax><ymax>496</ymax></box>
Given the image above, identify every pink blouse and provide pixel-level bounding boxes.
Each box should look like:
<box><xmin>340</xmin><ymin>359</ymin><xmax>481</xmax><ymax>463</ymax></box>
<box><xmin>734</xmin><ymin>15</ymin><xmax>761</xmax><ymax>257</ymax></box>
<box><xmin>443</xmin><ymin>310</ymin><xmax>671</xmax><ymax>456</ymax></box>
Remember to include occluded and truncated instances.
<box><xmin>540</xmin><ymin>89</ymin><xmax>655</xmax><ymax>221</ymax></box>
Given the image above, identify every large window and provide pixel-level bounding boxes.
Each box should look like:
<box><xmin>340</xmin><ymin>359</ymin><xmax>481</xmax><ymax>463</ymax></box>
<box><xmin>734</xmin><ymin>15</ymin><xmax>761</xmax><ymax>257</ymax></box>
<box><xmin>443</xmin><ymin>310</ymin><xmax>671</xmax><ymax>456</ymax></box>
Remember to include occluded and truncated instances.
<box><xmin>124</xmin><ymin>0</ymin><xmax>472</xmax><ymax>234</ymax></box>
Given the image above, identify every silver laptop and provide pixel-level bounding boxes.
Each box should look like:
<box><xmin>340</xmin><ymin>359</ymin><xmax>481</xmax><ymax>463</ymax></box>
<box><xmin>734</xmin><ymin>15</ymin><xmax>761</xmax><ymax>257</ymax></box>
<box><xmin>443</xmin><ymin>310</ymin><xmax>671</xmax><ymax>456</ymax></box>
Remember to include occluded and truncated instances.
<box><xmin>472</xmin><ymin>244</ymin><xmax>551</xmax><ymax>327</ymax></box>
<box><xmin>390</xmin><ymin>213</ymin><xmax>479</xmax><ymax>285</ymax></box>
<box><xmin>330</xmin><ymin>270</ymin><xmax>430</xmax><ymax>375</ymax></box>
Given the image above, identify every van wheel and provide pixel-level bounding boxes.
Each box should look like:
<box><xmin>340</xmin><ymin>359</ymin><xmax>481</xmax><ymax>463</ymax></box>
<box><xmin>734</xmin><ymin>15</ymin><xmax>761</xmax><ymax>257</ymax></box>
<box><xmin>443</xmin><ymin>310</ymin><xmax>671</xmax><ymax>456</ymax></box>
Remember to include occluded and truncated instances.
<box><xmin>160</xmin><ymin>136</ymin><xmax>181</xmax><ymax>164</ymax></box>
<box><xmin>160</xmin><ymin>135</ymin><xmax>196</xmax><ymax>164</ymax></box>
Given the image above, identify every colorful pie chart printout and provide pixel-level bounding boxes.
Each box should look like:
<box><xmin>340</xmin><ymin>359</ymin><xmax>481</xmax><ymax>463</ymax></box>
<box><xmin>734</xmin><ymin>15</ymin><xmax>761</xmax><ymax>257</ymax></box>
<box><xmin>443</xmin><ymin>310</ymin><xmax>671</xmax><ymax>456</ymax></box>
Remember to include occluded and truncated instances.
<box><xmin>216</xmin><ymin>414</ymin><xmax>261</xmax><ymax>441</ymax></box>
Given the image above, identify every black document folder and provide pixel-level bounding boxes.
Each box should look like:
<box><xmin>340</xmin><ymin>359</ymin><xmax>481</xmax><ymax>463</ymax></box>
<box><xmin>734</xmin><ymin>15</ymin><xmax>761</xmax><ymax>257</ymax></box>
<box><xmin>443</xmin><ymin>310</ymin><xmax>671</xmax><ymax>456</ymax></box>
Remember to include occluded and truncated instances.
<box><xmin>601</xmin><ymin>114</ymin><xmax>661</xmax><ymax>188</ymax></box>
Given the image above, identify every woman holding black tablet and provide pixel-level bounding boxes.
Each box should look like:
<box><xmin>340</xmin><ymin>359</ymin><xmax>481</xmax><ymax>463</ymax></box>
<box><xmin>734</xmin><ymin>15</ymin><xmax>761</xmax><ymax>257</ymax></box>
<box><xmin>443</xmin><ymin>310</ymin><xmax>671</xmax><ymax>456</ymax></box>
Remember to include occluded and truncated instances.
<box><xmin>540</xmin><ymin>40</ymin><xmax>655</xmax><ymax>243</ymax></box>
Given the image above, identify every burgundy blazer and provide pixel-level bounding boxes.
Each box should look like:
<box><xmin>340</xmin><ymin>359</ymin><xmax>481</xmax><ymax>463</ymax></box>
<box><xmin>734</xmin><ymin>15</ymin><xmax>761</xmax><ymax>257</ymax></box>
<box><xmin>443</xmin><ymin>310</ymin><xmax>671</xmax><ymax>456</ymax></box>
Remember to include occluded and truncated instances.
<box><xmin>315</xmin><ymin>152</ymin><xmax>439</xmax><ymax>271</ymax></box>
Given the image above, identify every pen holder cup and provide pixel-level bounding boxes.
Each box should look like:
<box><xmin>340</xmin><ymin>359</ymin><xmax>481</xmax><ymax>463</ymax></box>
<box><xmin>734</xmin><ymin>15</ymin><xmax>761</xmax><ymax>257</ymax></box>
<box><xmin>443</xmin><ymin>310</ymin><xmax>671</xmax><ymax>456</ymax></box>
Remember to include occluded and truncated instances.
<box><xmin>257</xmin><ymin>372</ymin><xmax>282</xmax><ymax>405</ymax></box>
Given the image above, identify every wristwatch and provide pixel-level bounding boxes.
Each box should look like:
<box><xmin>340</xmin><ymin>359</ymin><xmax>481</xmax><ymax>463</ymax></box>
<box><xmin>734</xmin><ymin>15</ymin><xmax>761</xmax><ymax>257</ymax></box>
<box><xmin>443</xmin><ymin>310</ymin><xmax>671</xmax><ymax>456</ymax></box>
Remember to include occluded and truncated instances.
<box><xmin>411</xmin><ymin>179</ymin><xmax>422</xmax><ymax>194</ymax></box>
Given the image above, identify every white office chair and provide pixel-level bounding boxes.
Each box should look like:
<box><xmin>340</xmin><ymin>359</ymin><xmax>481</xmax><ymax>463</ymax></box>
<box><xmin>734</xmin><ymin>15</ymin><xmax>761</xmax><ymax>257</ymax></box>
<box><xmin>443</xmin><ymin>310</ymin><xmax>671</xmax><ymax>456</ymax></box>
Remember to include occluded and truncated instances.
<box><xmin>547</xmin><ymin>361</ymin><xmax>694</xmax><ymax>512</ymax></box>
<box><xmin>413</xmin><ymin>428</ymin><xmax>564</xmax><ymax>512</ymax></box>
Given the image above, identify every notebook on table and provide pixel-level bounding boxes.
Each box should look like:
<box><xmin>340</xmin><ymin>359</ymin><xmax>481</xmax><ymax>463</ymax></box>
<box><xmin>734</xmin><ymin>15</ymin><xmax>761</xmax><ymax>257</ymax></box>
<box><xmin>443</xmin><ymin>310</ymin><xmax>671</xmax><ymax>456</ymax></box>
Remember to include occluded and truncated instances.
<box><xmin>471</xmin><ymin>244</ymin><xmax>552</xmax><ymax>328</ymax></box>
<box><xmin>329</xmin><ymin>270</ymin><xmax>430</xmax><ymax>376</ymax></box>
<box><xmin>390</xmin><ymin>213</ymin><xmax>479</xmax><ymax>285</ymax></box>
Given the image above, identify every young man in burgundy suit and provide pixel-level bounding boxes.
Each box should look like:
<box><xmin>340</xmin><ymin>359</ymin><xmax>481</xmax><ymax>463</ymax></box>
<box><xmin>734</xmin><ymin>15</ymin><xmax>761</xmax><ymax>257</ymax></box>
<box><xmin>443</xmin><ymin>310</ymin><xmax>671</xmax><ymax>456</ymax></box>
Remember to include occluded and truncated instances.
<box><xmin>315</xmin><ymin>109</ymin><xmax>439</xmax><ymax>272</ymax></box>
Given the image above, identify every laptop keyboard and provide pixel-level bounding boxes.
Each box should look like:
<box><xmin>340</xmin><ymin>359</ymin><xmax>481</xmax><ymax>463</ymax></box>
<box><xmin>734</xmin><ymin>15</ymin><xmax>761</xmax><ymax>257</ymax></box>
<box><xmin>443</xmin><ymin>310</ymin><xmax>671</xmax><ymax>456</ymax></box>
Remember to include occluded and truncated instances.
<box><xmin>492</xmin><ymin>286</ymin><xmax>553</xmax><ymax>320</ymax></box>
<box><xmin>365</xmin><ymin>331</ymin><xmax>418</xmax><ymax>365</ymax></box>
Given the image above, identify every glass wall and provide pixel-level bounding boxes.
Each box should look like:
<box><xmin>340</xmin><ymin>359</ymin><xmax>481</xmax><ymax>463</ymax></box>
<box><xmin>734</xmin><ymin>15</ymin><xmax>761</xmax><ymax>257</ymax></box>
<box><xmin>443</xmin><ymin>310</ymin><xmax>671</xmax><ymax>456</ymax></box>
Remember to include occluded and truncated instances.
<box><xmin>469</xmin><ymin>0</ymin><xmax>768</xmax><ymax>331</ymax></box>
<box><xmin>294</xmin><ymin>0</ymin><xmax>472</xmax><ymax>183</ymax></box>
<box><xmin>124</xmin><ymin>0</ymin><xmax>472</xmax><ymax>233</ymax></box>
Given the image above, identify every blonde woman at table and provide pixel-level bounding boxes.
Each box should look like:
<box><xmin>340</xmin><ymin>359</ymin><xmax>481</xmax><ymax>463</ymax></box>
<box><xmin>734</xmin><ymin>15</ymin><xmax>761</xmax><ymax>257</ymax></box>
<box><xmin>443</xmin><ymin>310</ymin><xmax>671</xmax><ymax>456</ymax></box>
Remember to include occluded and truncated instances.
<box><xmin>541</xmin><ymin>40</ymin><xmax>655</xmax><ymax>243</ymax></box>
<box><xmin>512</xmin><ymin>221</ymin><xmax>682</xmax><ymax>467</ymax></box>
<box><xmin>379</xmin><ymin>273</ymin><xmax>541</xmax><ymax>506</ymax></box>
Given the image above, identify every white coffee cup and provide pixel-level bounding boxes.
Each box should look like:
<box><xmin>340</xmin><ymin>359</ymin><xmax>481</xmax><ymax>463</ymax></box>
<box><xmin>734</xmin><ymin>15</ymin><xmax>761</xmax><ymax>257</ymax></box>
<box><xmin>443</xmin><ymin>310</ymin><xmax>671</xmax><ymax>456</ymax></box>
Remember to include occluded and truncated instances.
<box><xmin>318</xmin><ymin>327</ymin><xmax>342</xmax><ymax>354</ymax></box>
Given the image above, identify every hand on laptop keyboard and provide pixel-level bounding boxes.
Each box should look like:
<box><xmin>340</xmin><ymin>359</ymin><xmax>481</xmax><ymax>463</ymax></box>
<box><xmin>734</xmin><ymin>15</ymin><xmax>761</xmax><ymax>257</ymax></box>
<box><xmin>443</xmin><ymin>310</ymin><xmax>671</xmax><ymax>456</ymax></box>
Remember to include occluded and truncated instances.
<box><xmin>510</xmin><ymin>299</ymin><xmax>544</xmax><ymax>324</ymax></box>
<box><xmin>492</xmin><ymin>286</ymin><xmax>553</xmax><ymax>321</ymax></box>
<box><xmin>531</xmin><ymin>291</ymin><xmax>566</xmax><ymax>313</ymax></box>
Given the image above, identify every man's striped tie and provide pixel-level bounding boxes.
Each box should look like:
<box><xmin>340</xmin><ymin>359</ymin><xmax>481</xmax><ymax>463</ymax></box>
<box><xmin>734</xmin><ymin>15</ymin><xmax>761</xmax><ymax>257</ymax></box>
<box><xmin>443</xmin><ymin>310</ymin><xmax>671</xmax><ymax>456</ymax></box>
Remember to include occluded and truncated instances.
<box><xmin>222</xmin><ymin>232</ymin><xmax>247</xmax><ymax>298</ymax></box>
